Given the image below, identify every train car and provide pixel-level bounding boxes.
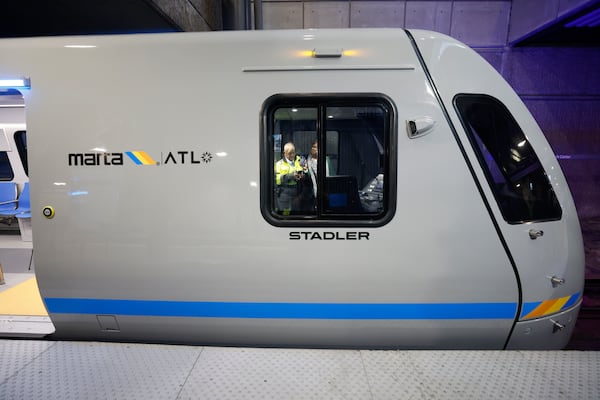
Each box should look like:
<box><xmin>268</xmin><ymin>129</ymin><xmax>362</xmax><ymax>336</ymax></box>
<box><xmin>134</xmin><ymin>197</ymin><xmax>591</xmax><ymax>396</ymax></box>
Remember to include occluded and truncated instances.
<box><xmin>0</xmin><ymin>28</ymin><xmax>584</xmax><ymax>349</ymax></box>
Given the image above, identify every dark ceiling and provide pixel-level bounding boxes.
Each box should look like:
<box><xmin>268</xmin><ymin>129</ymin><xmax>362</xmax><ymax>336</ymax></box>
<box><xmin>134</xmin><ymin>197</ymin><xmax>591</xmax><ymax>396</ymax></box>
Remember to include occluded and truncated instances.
<box><xmin>0</xmin><ymin>0</ymin><xmax>180</xmax><ymax>38</ymax></box>
<box><xmin>514</xmin><ymin>3</ymin><xmax>600</xmax><ymax>46</ymax></box>
<box><xmin>0</xmin><ymin>1</ymin><xmax>598</xmax><ymax>46</ymax></box>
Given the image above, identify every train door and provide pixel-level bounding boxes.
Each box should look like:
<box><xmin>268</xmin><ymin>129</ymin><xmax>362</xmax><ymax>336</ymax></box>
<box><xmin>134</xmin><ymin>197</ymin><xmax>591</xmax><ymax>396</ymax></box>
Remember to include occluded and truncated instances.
<box><xmin>0</xmin><ymin>88</ymin><xmax>54</xmax><ymax>337</ymax></box>
<box><xmin>454</xmin><ymin>94</ymin><xmax>584</xmax><ymax>347</ymax></box>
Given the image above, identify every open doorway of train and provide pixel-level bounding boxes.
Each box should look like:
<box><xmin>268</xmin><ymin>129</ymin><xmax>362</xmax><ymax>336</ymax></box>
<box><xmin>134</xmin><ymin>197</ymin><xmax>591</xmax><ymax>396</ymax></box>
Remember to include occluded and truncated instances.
<box><xmin>0</xmin><ymin>88</ymin><xmax>54</xmax><ymax>337</ymax></box>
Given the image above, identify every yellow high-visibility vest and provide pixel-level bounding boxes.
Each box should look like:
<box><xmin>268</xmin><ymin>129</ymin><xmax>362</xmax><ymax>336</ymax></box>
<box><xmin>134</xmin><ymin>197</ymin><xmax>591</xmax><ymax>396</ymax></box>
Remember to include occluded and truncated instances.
<box><xmin>275</xmin><ymin>156</ymin><xmax>303</xmax><ymax>186</ymax></box>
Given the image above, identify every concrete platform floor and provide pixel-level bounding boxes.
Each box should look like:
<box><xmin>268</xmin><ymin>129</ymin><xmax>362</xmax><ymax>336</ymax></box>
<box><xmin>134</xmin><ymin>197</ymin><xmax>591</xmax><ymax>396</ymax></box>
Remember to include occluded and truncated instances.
<box><xmin>1</xmin><ymin>340</ymin><xmax>599</xmax><ymax>400</ymax></box>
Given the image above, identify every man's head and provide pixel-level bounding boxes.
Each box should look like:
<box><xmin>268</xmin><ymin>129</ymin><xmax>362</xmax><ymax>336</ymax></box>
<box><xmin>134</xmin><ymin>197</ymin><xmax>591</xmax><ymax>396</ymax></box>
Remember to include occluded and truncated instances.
<box><xmin>310</xmin><ymin>140</ymin><xmax>318</xmax><ymax>158</ymax></box>
<box><xmin>283</xmin><ymin>142</ymin><xmax>296</xmax><ymax>161</ymax></box>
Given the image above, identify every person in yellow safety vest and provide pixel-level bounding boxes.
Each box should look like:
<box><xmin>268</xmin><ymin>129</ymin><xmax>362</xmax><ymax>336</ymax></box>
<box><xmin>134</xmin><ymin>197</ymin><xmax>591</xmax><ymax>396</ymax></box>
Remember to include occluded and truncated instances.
<box><xmin>274</xmin><ymin>142</ymin><xmax>308</xmax><ymax>215</ymax></box>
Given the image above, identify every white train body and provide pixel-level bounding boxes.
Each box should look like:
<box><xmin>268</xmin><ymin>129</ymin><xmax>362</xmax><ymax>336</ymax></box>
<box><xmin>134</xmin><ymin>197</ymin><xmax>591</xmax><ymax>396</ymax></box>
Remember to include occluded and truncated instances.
<box><xmin>0</xmin><ymin>29</ymin><xmax>584</xmax><ymax>349</ymax></box>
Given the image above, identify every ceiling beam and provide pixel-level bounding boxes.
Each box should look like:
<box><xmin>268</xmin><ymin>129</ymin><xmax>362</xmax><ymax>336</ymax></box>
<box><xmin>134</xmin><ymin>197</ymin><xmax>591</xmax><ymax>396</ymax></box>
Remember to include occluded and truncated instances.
<box><xmin>149</xmin><ymin>0</ymin><xmax>223</xmax><ymax>31</ymax></box>
<box><xmin>509</xmin><ymin>0</ymin><xmax>600</xmax><ymax>45</ymax></box>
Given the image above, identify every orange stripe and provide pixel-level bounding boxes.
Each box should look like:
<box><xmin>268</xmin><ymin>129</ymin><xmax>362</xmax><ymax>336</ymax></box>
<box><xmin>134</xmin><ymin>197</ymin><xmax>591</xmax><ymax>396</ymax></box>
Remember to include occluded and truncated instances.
<box><xmin>524</xmin><ymin>299</ymin><xmax>558</xmax><ymax>319</ymax></box>
<box><xmin>545</xmin><ymin>296</ymin><xmax>570</xmax><ymax>315</ymax></box>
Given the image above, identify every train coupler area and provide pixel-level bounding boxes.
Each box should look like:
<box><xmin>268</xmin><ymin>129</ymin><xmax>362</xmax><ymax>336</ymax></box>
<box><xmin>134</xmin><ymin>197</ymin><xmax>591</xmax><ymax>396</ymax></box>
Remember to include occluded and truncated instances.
<box><xmin>505</xmin><ymin>303</ymin><xmax>581</xmax><ymax>350</ymax></box>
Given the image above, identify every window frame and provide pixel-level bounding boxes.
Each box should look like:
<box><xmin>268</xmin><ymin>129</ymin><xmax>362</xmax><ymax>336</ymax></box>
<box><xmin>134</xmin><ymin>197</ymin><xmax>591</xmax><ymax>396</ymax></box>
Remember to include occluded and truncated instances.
<box><xmin>453</xmin><ymin>93</ymin><xmax>562</xmax><ymax>224</ymax></box>
<box><xmin>260</xmin><ymin>93</ymin><xmax>397</xmax><ymax>227</ymax></box>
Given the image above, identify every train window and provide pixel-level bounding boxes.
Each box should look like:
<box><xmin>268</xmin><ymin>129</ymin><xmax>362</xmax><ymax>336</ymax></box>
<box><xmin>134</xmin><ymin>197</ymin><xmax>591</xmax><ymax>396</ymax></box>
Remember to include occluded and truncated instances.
<box><xmin>454</xmin><ymin>94</ymin><xmax>562</xmax><ymax>223</ymax></box>
<box><xmin>0</xmin><ymin>152</ymin><xmax>14</xmax><ymax>181</ymax></box>
<box><xmin>261</xmin><ymin>94</ymin><xmax>396</xmax><ymax>227</ymax></box>
<box><xmin>14</xmin><ymin>131</ymin><xmax>27</xmax><ymax>176</ymax></box>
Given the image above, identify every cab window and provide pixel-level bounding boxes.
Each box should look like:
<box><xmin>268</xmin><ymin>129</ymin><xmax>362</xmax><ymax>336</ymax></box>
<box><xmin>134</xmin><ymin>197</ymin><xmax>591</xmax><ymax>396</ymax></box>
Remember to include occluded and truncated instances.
<box><xmin>261</xmin><ymin>95</ymin><xmax>396</xmax><ymax>227</ymax></box>
<box><xmin>454</xmin><ymin>94</ymin><xmax>562</xmax><ymax>223</ymax></box>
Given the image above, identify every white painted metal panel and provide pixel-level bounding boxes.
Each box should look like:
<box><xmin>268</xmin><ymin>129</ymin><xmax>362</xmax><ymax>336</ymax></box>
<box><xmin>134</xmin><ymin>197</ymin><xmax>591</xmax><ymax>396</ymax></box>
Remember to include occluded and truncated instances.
<box><xmin>0</xmin><ymin>128</ymin><xmax>9</xmax><ymax>151</ymax></box>
<box><xmin>411</xmin><ymin>30</ymin><xmax>584</xmax><ymax>346</ymax></box>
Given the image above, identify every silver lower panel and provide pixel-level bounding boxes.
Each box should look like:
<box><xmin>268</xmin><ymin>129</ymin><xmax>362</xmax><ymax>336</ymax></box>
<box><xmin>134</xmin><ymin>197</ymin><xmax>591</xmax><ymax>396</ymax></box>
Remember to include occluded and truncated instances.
<box><xmin>506</xmin><ymin>303</ymin><xmax>581</xmax><ymax>350</ymax></box>
<box><xmin>48</xmin><ymin>314</ymin><xmax>515</xmax><ymax>349</ymax></box>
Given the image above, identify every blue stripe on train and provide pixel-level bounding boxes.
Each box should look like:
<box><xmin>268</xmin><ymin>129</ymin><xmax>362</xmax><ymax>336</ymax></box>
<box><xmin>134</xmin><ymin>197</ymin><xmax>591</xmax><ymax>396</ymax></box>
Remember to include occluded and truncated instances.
<box><xmin>44</xmin><ymin>298</ymin><xmax>518</xmax><ymax>320</ymax></box>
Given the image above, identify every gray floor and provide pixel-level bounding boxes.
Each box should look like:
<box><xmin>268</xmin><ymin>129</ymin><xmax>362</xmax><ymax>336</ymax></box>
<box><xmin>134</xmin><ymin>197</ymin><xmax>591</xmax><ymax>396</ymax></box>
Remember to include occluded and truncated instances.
<box><xmin>0</xmin><ymin>339</ymin><xmax>598</xmax><ymax>400</ymax></box>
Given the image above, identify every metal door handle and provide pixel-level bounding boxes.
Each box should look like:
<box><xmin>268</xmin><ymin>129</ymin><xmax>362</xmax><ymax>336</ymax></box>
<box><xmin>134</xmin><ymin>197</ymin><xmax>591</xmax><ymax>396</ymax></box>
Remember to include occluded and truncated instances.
<box><xmin>550</xmin><ymin>319</ymin><xmax>565</xmax><ymax>333</ymax></box>
<box><xmin>529</xmin><ymin>229</ymin><xmax>544</xmax><ymax>240</ymax></box>
<box><xmin>548</xmin><ymin>275</ymin><xmax>565</xmax><ymax>287</ymax></box>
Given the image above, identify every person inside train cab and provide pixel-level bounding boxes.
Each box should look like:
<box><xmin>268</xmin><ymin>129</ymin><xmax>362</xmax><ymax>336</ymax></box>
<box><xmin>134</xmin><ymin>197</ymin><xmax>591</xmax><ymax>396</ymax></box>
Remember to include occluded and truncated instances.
<box><xmin>274</xmin><ymin>142</ymin><xmax>308</xmax><ymax>215</ymax></box>
<box><xmin>306</xmin><ymin>140</ymin><xmax>333</xmax><ymax>199</ymax></box>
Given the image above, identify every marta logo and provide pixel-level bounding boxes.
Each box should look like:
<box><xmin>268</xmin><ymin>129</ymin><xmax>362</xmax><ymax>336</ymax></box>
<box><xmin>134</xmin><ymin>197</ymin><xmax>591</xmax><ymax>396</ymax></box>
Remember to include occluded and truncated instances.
<box><xmin>68</xmin><ymin>150</ymin><xmax>214</xmax><ymax>166</ymax></box>
<box><xmin>126</xmin><ymin>151</ymin><xmax>156</xmax><ymax>165</ymax></box>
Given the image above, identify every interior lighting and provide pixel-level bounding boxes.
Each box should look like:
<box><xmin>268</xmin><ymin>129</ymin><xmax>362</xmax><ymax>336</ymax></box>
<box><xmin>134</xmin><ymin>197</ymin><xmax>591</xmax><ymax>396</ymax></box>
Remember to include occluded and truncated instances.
<box><xmin>64</xmin><ymin>45</ymin><xmax>97</xmax><ymax>49</ymax></box>
<box><xmin>511</xmin><ymin>149</ymin><xmax>522</xmax><ymax>162</ymax></box>
<box><xmin>564</xmin><ymin>7</ymin><xmax>600</xmax><ymax>28</ymax></box>
<box><xmin>0</xmin><ymin>104</ymin><xmax>24</xmax><ymax>108</ymax></box>
<box><xmin>517</xmin><ymin>140</ymin><xmax>527</xmax><ymax>147</ymax></box>
<box><xmin>0</xmin><ymin>78</ymin><xmax>30</xmax><ymax>88</ymax></box>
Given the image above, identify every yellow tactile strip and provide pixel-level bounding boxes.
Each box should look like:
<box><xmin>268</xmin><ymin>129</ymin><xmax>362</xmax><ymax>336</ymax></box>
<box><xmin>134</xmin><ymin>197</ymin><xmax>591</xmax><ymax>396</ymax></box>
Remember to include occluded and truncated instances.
<box><xmin>0</xmin><ymin>277</ymin><xmax>48</xmax><ymax>316</ymax></box>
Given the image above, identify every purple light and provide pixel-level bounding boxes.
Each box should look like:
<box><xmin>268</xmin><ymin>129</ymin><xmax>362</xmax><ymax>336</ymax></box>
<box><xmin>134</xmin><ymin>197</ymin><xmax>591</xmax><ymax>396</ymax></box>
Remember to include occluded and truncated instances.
<box><xmin>564</xmin><ymin>7</ymin><xmax>600</xmax><ymax>28</ymax></box>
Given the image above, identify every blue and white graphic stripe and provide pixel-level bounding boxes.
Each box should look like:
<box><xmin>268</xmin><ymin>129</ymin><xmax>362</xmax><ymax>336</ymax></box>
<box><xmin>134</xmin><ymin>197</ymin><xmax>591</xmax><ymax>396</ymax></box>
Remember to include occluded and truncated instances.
<box><xmin>44</xmin><ymin>298</ymin><xmax>519</xmax><ymax>320</ymax></box>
